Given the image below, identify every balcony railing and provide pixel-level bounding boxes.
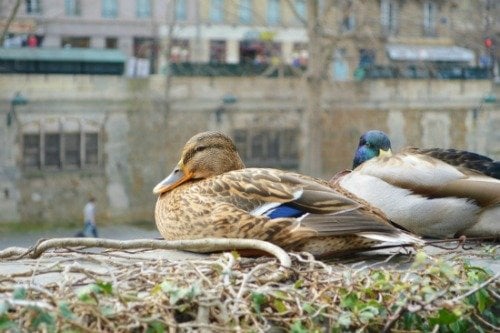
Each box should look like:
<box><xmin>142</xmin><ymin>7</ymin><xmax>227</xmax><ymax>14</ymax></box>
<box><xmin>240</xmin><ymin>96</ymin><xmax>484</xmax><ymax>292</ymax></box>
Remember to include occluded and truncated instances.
<box><xmin>169</xmin><ymin>62</ymin><xmax>304</xmax><ymax>77</ymax></box>
<box><xmin>171</xmin><ymin>63</ymin><xmax>491</xmax><ymax>80</ymax></box>
<box><xmin>356</xmin><ymin>65</ymin><xmax>492</xmax><ymax>80</ymax></box>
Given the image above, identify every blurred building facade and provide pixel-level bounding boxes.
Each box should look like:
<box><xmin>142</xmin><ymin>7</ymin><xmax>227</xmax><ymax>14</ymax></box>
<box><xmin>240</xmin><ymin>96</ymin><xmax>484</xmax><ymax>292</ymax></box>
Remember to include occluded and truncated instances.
<box><xmin>0</xmin><ymin>0</ymin><xmax>497</xmax><ymax>77</ymax></box>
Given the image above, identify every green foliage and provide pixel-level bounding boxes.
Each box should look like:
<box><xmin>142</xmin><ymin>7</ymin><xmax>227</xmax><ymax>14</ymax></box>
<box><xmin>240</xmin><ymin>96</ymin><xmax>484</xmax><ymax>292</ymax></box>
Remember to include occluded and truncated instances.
<box><xmin>160</xmin><ymin>280</ymin><xmax>201</xmax><ymax>305</ymax></box>
<box><xmin>30</xmin><ymin>308</ymin><xmax>56</xmax><ymax>332</ymax></box>
<box><xmin>146</xmin><ymin>320</ymin><xmax>166</xmax><ymax>333</ymax></box>
<box><xmin>2</xmin><ymin>246</ymin><xmax>498</xmax><ymax>332</ymax></box>
<box><xmin>78</xmin><ymin>281</ymin><xmax>113</xmax><ymax>304</ymax></box>
<box><xmin>0</xmin><ymin>314</ymin><xmax>18</xmax><ymax>332</ymax></box>
<box><xmin>251</xmin><ymin>292</ymin><xmax>268</xmax><ymax>314</ymax></box>
<box><xmin>58</xmin><ymin>302</ymin><xmax>75</xmax><ymax>320</ymax></box>
<box><xmin>290</xmin><ymin>320</ymin><xmax>308</xmax><ymax>333</ymax></box>
<box><xmin>12</xmin><ymin>287</ymin><xmax>27</xmax><ymax>300</ymax></box>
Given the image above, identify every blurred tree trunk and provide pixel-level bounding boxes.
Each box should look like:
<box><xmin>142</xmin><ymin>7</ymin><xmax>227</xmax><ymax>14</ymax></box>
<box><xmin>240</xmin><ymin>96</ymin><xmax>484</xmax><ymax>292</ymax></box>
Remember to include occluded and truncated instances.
<box><xmin>0</xmin><ymin>0</ymin><xmax>22</xmax><ymax>46</ymax></box>
<box><xmin>300</xmin><ymin>1</ymin><xmax>324</xmax><ymax>177</ymax></box>
<box><xmin>163</xmin><ymin>0</ymin><xmax>177</xmax><ymax>119</ymax></box>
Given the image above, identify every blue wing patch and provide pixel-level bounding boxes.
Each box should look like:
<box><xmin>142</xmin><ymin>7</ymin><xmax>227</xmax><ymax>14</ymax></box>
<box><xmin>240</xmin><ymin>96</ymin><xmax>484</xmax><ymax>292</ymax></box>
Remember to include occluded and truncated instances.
<box><xmin>266</xmin><ymin>204</ymin><xmax>305</xmax><ymax>219</ymax></box>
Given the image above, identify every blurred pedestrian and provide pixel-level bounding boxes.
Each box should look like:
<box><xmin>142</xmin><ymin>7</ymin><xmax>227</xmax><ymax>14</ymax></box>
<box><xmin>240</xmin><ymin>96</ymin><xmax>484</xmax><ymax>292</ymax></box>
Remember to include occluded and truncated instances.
<box><xmin>80</xmin><ymin>196</ymin><xmax>98</xmax><ymax>237</ymax></box>
<box><xmin>27</xmin><ymin>34</ymin><xmax>38</xmax><ymax>48</ymax></box>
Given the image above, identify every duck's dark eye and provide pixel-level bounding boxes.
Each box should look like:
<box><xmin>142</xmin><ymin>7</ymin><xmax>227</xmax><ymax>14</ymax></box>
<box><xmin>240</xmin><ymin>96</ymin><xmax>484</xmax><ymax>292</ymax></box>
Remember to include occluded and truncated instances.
<box><xmin>195</xmin><ymin>146</ymin><xmax>206</xmax><ymax>152</ymax></box>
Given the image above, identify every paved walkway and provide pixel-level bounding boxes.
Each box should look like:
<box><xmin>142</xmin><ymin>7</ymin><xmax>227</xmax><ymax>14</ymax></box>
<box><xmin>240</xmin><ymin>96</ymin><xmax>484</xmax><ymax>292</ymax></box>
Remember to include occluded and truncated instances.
<box><xmin>0</xmin><ymin>224</ymin><xmax>162</xmax><ymax>249</ymax></box>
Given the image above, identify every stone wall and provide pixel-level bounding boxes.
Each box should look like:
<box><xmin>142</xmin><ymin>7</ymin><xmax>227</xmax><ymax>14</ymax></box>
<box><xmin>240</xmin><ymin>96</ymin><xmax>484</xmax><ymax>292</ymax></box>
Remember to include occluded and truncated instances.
<box><xmin>0</xmin><ymin>75</ymin><xmax>497</xmax><ymax>224</ymax></box>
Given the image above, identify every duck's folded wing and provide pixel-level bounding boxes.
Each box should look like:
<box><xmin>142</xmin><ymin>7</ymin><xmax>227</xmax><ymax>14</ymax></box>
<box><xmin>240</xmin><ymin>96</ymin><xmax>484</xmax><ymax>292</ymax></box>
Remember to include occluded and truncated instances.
<box><xmin>356</xmin><ymin>152</ymin><xmax>466</xmax><ymax>185</ymax></box>
<box><xmin>403</xmin><ymin>147</ymin><xmax>500</xmax><ymax>179</ymax></box>
<box><xmin>301</xmin><ymin>210</ymin><xmax>422</xmax><ymax>244</ymax></box>
<box><xmin>424</xmin><ymin>177</ymin><xmax>500</xmax><ymax>206</ymax></box>
<box><xmin>220</xmin><ymin>168</ymin><xmax>361</xmax><ymax>214</ymax></box>
<box><xmin>356</xmin><ymin>152</ymin><xmax>500</xmax><ymax>204</ymax></box>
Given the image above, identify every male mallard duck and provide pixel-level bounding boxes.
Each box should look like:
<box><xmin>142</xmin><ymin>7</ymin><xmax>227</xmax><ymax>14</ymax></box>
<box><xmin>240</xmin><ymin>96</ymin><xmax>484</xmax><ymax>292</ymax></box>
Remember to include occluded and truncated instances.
<box><xmin>153</xmin><ymin>131</ymin><xmax>420</xmax><ymax>257</ymax></box>
<box><xmin>352</xmin><ymin>130</ymin><xmax>500</xmax><ymax>178</ymax></box>
<box><xmin>333</xmin><ymin>130</ymin><xmax>500</xmax><ymax>239</ymax></box>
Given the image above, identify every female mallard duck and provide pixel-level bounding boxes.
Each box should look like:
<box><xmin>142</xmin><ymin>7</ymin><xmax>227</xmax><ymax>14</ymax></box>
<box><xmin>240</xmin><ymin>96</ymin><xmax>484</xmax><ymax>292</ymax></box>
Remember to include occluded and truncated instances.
<box><xmin>153</xmin><ymin>131</ymin><xmax>420</xmax><ymax>257</ymax></box>
<box><xmin>332</xmin><ymin>130</ymin><xmax>500</xmax><ymax>239</ymax></box>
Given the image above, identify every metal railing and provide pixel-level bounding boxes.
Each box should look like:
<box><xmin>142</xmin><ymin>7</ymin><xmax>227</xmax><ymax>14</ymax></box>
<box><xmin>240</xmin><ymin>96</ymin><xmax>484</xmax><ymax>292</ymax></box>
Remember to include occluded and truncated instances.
<box><xmin>357</xmin><ymin>65</ymin><xmax>492</xmax><ymax>80</ymax></box>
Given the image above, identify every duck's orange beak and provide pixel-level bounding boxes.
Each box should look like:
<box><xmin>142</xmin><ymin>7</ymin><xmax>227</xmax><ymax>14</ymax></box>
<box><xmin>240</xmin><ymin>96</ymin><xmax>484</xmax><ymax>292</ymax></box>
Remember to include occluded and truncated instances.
<box><xmin>153</xmin><ymin>161</ymin><xmax>193</xmax><ymax>195</ymax></box>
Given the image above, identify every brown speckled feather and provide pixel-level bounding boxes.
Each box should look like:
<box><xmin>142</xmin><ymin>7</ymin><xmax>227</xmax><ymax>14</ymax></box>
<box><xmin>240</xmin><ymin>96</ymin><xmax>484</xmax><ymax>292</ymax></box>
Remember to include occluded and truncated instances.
<box><xmin>154</xmin><ymin>131</ymin><xmax>421</xmax><ymax>256</ymax></box>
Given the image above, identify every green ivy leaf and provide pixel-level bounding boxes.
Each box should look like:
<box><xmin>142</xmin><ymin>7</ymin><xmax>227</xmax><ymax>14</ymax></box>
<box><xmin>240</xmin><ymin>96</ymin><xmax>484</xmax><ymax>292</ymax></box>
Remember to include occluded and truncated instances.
<box><xmin>293</xmin><ymin>279</ymin><xmax>304</xmax><ymax>289</ymax></box>
<box><xmin>272</xmin><ymin>299</ymin><xmax>288</xmax><ymax>313</ymax></box>
<box><xmin>338</xmin><ymin>312</ymin><xmax>352</xmax><ymax>327</ymax></box>
<box><xmin>251</xmin><ymin>292</ymin><xmax>267</xmax><ymax>314</ymax></box>
<box><xmin>403</xmin><ymin>312</ymin><xmax>420</xmax><ymax>330</ymax></box>
<box><xmin>0</xmin><ymin>301</ymin><xmax>8</xmax><ymax>315</ymax></box>
<box><xmin>31</xmin><ymin>309</ymin><xmax>55</xmax><ymax>332</ymax></box>
<box><xmin>146</xmin><ymin>320</ymin><xmax>166</xmax><ymax>333</ymax></box>
<box><xmin>482</xmin><ymin>308</ymin><xmax>500</xmax><ymax>326</ymax></box>
<box><xmin>96</xmin><ymin>281</ymin><xmax>113</xmax><ymax>295</ymax></box>
<box><xmin>77</xmin><ymin>284</ymin><xmax>100</xmax><ymax>304</ymax></box>
<box><xmin>151</xmin><ymin>284</ymin><xmax>162</xmax><ymax>295</ymax></box>
<box><xmin>290</xmin><ymin>320</ymin><xmax>307</xmax><ymax>333</ymax></box>
<box><xmin>439</xmin><ymin>262</ymin><xmax>458</xmax><ymax>280</ymax></box>
<box><xmin>100</xmin><ymin>305</ymin><xmax>116</xmax><ymax>317</ymax></box>
<box><xmin>58</xmin><ymin>302</ymin><xmax>75</xmax><ymax>320</ymax></box>
<box><xmin>0</xmin><ymin>314</ymin><xmax>17</xmax><ymax>331</ymax></box>
<box><xmin>302</xmin><ymin>303</ymin><xmax>315</xmax><ymax>315</ymax></box>
<box><xmin>231</xmin><ymin>250</ymin><xmax>241</xmax><ymax>260</ymax></box>
<box><xmin>12</xmin><ymin>287</ymin><xmax>27</xmax><ymax>300</ymax></box>
<box><xmin>474</xmin><ymin>289</ymin><xmax>493</xmax><ymax>312</ymax></box>
<box><xmin>161</xmin><ymin>281</ymin><xmax>201</xmax><ymax>305</ymax></box>
<box><xmin>429</xmin><ymin>308</ymin><xmax>459</xmax><ymax>326</ymax></box>
<box><xmin>340</xmin><ymin>292</ymin><xmax>358</xmax><ymax>310</ymax></box>
<box><xmin>466</xmin><ymin>266</ymin><xmax>491</xmax><ymax>284</ymax></box>
<box><xmin>449</xmin><ymin>318</ymin><xmax>470</xmax><ymax>333</ymax></box>
<box><xmin>272</xmin><ymin>290</ymin><xmax>290</xmax><ymax>300</ymax></box>
<box><xmin>413</xmin><ymin>250</ymin><xmax>427</xmax><ymax>266</ymax></box>
<box><xmin>358</xmin><ymin>305</ymin><xmax>379</xmax><ymax>324</ymax></box>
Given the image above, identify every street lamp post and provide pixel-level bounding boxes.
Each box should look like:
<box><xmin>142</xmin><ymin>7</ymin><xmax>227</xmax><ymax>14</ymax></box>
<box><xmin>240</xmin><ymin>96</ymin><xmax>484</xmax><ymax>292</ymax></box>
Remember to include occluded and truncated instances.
<box><xmin>6</xmin><ymin>92</ymin><xmax>28</xmax><ymax>127</ymax></box>
<box><xmin>215</xmin><ymin>93</ymin><xmax>238</xmax><ymax>124</ymax></box>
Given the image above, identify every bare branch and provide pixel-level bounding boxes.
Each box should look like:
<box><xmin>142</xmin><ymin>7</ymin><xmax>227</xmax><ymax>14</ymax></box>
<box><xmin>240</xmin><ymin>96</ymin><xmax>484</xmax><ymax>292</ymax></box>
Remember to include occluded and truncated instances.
<box><xmin>449</xmin><ymin>272</ymin><xmax>500</xmax><ymax>303</ymax></box>
<box><xmin>0</xmin><ymin>0</ymin><xmax>22</xmax><ymax>46</ymax></box>
<box><xmin>284</xmin><ymin>0</ymin><xmax>307</xmax><ymax>27</ymax></box>
<box><xmin>0</xmin><ymin>237</ymin><xmax>292</xmax><ymax>280</ymax></box>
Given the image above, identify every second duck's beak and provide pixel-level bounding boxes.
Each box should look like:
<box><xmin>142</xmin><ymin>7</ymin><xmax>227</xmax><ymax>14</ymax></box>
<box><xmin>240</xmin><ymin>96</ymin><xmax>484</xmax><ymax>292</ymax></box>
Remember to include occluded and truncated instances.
<box><xmin>378</xmin><ymin>148</ymin><xmax>392</xmax><ymax>158</ymax></box>
<box><xmin>153</xmin><ymin>161</ymin><xmax>192</xmax><ymax>195</ymax></box>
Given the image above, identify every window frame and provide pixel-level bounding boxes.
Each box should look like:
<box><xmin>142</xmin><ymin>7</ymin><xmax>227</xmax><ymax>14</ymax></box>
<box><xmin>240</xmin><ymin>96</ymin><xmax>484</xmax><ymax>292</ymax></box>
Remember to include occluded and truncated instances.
<box><xmin>136</xmin><ymin>0</ymin><xmax>151</xmax><ymax>18</ymax></box>
<box><xmin>423</xmin><ymin>0</ymin><xmax>438</xmax><ymax>37</ymax></box>
<box><xmin>22</xmin><ymin>134</ymin><xmax>41</xmax><ymax>169</ymax></box>
<box><xmin>380</xmin><ymin>0</ymin><xmax>399</xmax><ymax>36</ymax></box>
<box><xmin>21</xmin><ymin>123</ymin><xmax>102</xmax><ymax>173</ymax></box>
<box><xmin>340</xmin><ymin>0</ymin><xmax>356</xmax><ymax>32</ymax></box>
<box><xmin>210</xmin><ymin>0</ymin><xmax>224</xmax><ymax>23</ymax></box>
<box><xmin>232</xmin><ymin>128</ymin><xmax>299</xmax><ymax>169</ymax></box>
<box><xmin>102</xmin><ymin>0</ymin><xmax>118</xmax><ymax>18</ymax></box>
<box><xmin>175</xmin><ymin>0</ymin><xmax>187</xmax><ymax>21</ymax></box>
<box><xmin>293</xmin><ymin>0</ymin><xmax>306</xmax><ymax>24</ymax></box>
<box><xmin>25</xmin><ymin>0</ymin><xmax>41</xmax><ymax>14</ymax></box>
<box><xmin>267</xmin><ymin>0</ymin><xmax>281</xmax><ymax>26</ymax></box>
<box><xmin>64</xmin><ymin>0</ymin><xmax>81</xmax><ymax>16</ymax></box>
<box><xmin>239</xmin><ymin>0</ymin><xmax>253</xmax><ymax>24</ymax></box>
